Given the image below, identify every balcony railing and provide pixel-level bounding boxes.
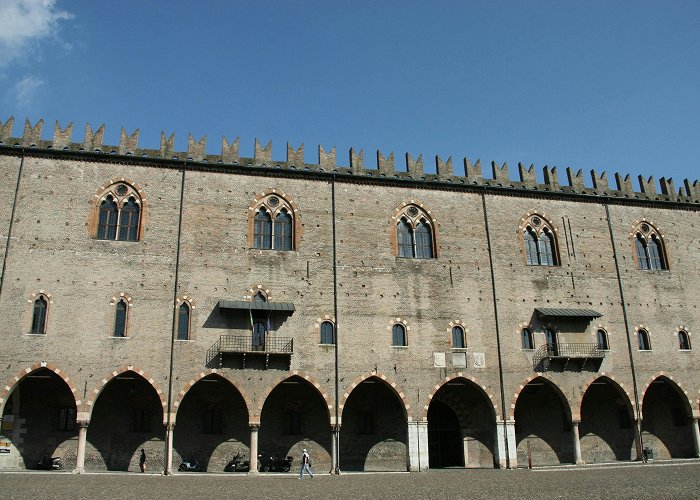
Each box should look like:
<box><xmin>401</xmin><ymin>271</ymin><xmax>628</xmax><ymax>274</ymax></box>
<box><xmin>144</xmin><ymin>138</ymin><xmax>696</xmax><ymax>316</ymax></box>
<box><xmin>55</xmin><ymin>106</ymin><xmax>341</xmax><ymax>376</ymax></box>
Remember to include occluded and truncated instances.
<box><xmin>533</xmin><ymin>342</ymin><xmax>604</xmax><ymax>371</ymax></box>
<box><xmin>207</xmin><ymin>335</ymin><xmax>293</xmax><ymax>369</ymax></box>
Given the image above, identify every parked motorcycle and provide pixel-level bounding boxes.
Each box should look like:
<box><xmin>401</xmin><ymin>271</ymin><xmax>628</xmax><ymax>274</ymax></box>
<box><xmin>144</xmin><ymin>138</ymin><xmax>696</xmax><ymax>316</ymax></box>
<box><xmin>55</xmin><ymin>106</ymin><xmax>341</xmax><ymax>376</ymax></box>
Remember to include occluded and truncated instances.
<box><xmin>36</xmin><ymin>455</ymin><xmax>63</xmax><ymax>470</ymax></box>
<box><xmin>259</xmin><ymin>454</ymin><xmax>293</xmax><ymax>472</ymax></box>
<box><xmin>224</xmin><ymin>452</ymin><xmax>250</xmax><ymax>472</ymax></box>
<box><xmin>178</xmin><ymin>458</ymin><xmax>202</xmax><ymax>472</ymax></box>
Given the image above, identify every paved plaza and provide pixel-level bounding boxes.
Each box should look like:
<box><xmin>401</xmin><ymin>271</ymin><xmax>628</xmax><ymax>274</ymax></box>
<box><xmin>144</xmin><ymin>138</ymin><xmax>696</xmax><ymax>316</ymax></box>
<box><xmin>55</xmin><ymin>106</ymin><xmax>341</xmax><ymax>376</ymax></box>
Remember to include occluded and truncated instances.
<box><xmin>1</xmin><ymin>462</ymin><xmax>699</xmax><ymax>499</ymax></box>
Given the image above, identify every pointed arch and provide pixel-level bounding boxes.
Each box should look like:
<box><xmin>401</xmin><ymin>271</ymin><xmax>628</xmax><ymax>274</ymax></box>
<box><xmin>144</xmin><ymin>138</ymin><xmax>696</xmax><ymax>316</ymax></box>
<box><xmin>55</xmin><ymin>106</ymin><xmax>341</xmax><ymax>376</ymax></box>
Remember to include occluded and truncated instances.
<box><xmin>0</xmin><ymin>362</ymin><xmax>80</xmax><ymax>415</ymax></box>
<box><xmin>172</xmin><ymin>369</ymin><xmax>254</xmax><ymax>422</ymax></box>
<box><xmin>390</xmin><ymin>200</ymin><xmax>439</xmax><ymax>259</ymax></box>
<box><xmin>575</xmin><ymin>373</ymin><xmax>636</xmax><ymax>421</ymax></box>
<box><xmin>518</xmin><ymin>212</ymin><xmax>560</xmax><ymax>266</ymax></box>
<box><xmin>640</xmin><ymin>373</ymin><xmax>694</xmax><ymax>419</ymax></box>
<box><xmin>509</xmin><ymin>374</ymin><xmax>573</xmax><ymax>420</ymax></box>
<box><xmin>254</xmin><ymin>371</ymin><xmax>332</xmax><ymax>425</ymax></box>
<box><xmin>420</xmin><ymin>374</ymin><xmax>500</xmax><ymax>421</ymax></box>
<box><xmin>83</xmin><ymin>365</ymin><xmax>166</xmax><ymax>421</ymax></box>
<box><xmin>340</xmin><ymin>371</ymin><xmax>412</xmax><ymax>422</ymax></box>
<box><xmin>629</xmin><ymin>219</ymin><xmax>669</xmax><ymax>271</ymax></box>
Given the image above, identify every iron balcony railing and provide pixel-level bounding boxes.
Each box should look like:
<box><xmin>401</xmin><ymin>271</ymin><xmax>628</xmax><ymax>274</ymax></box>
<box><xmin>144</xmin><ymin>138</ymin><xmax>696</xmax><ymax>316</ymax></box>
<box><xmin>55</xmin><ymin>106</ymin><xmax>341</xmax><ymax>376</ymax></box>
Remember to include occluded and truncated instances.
<box><xmin>218</xmin><ymin>335</ymin><xmax>293</xmax><ymax>354</ymax></box>
<box><xmin>532</xmin><ymin>342</ymin><xmax>604</xmax><ymax>370</ymax></box>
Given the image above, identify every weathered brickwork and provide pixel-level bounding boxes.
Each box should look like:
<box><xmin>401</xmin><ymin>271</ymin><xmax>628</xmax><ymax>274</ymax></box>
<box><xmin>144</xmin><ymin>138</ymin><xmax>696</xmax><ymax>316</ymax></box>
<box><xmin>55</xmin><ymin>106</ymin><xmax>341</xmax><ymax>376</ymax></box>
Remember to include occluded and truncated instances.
<box><xmin>0</xmin><ymin>118</ymin><xmax>698</xmax><ymax>473</ymax></box>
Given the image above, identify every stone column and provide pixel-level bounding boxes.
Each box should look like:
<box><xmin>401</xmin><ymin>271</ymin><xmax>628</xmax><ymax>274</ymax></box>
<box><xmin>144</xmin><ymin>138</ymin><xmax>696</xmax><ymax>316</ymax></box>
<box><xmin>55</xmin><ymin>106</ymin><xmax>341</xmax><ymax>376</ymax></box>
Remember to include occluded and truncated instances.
<box><xmin>572</xmin><ymin>421</ymin><xmax>583</xmax><ymax>464</ymax></box>
<box><xmin>691</xmin><ymin>418</ymin><xmax>700</xmax><ymax>458</ymax></box>
<box><xmin>249</xmin><ymin>424</ymin><xmax>259</xmax><ymax>475</ymax></box>
<box><xmin>164</xmin><ymin>422</ymin><xmax>175</xmax><ymax>475</ymax></box>
<box><xmin>73</xmin><ymin>420</ymin><xmax>89</xmax><ymax>474</ymax></box>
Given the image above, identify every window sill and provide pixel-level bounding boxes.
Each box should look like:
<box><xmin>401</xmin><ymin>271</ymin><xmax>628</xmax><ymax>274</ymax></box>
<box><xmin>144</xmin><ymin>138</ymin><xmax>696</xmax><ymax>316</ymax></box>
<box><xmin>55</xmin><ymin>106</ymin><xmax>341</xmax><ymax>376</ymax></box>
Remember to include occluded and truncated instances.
<box><xmin>391</xmin><ymin>345</ymin><xmax>409</xmax><ymax>349</ymax></box>
<box><xmin>318</xmin><ymin>343</ymin><xmax>336</xmax><ymax>347</ymax></box>
<box><xmin>24</xmin><ymin>333</ymin><xmax>46</xmax><ymax>337</ymax></box>
<box><xmin>451</xmin><ymin>348</ymin><xmax>467</xmax><ymax>351</ymax></box>
<box><xmin>110</xmin><ymin>336</ymin><xmax>130</xmax><ymax>339</ymax></box>
<box><xmin>175</xmin><ymin>339</ymin><xmax>192</xmax><ymax>343</ymax></box>
<box><xmin>638</xmin><ymin>349</ymin><xmax>652</xmax><ymax>352</ymax></box>
<box><xmin>679</xmin><ymin>349</ymin><xmax>692</xmax><ymax>352</ymax></box>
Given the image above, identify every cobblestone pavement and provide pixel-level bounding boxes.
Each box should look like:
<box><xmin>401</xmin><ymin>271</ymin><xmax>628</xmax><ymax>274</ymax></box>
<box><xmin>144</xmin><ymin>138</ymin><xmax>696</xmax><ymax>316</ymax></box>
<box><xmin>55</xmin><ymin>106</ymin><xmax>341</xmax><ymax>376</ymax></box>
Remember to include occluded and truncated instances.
<box><xmin>2</xmin><ymin>461</ymin><xmax>699</xmax><ymax>500</ymax></box>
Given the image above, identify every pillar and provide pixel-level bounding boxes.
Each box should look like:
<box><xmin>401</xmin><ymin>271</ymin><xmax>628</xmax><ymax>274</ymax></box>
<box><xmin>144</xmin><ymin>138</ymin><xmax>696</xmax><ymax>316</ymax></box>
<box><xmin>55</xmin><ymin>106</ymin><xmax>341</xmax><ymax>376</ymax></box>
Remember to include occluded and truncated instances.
<box><xmin>73</xmin><ymin>420</ymin><xmax>89</xmax><ymax>474</ymax></box>
<box><xmin>164</xmin><ymin>422</ymin><xmax>175</xmax><ymax>475</ymax></box>
<box><xmin>249</xmin><ymin>424</ymin><xmax>259</xmax><ymax>475</ymax></box>
<box><xmin>407</xmin><ymin>420</ymin><xmax>429</xmax><ymax>472</ymax></box>
<box><xmin>330</xmin><ymin>424</ymin><xmax>340</xmax><ymax>474</ymax></box>
<box><xmin>495</xmin><ymin>419</ymin><xmax>517</xmax><ymax>469</ymax></box>
<box><xmin>691</xmin><ymin>418</ymin><xmax>700</xmax><ymax>458</ymax></box>
<box><xmin>572</xmin><ymin>421</ymin><xmax>583</xmax><ymax>464</ymax></box>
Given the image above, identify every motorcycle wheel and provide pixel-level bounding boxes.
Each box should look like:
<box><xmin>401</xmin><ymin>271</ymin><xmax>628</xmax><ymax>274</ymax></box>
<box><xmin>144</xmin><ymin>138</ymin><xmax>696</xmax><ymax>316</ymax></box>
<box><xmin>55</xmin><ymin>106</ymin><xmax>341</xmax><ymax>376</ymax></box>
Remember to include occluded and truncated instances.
<box><xmin>56</xmin><ymin>463</ymin><xmax>63</xmax><ymax>470</ymax></box>
<box><xmin>282</xmin><ymin>462</ymin><xmax>291</xmax><ymax>472</ymax></box>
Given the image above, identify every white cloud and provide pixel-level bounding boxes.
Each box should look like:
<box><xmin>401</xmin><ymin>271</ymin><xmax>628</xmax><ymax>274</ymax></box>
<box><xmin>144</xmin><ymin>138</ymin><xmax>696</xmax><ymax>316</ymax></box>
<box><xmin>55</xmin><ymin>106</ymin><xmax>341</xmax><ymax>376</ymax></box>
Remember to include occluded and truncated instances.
<box><xmin>0</xmin><ymin>0</ymin><xmax>73</xmax><ymax>66</ymax></box>
<box><xmin>11</xmin><ymin>75</ymin><xmax>44</xmax><ymax>106</ymax></box>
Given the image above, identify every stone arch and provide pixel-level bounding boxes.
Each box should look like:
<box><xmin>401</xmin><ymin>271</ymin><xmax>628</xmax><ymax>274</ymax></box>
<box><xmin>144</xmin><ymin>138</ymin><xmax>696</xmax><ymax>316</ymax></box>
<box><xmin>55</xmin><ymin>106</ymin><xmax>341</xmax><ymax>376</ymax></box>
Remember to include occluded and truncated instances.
<box><xmin>172</xmin><ymin>369</ymin><xmax>254</xmax><ymax>422</ymax></box>
<box><xmin>389</xmin><ymin>199</ymin><xmax>439</xmax><ymax>258</ymax></box>
<box><xmin>254</xmin><ymin>370</ymin><xmax>332</xmax><ymax>424</ymax></box>
<box><xmin>247</xmin><ymin>188</ymin><xmax>303</xmax><ymax>249</ymax></box>
<box><xmin>575</xmin><ymin>373</ymin><xmax>637</xmax><ymax>421</ymax></box>
<box><xmin>0</xmin><ymin>362</ymin><xmax>80</xmax><ymax>414</ymax></box>
<box><xmin>88</xmin><ymin>177</ymin><xmax>148</xmax><ymax>240</ymax></box>
<box><xmin>509</xmin><ymin>374</ymin><xmax>573</xmax><ymax>420</ymax></box>
<box><xmin>420</xmin><ymin>374</ymin><xmax>500</xmax><ymax>421</ymax></box>
<box><xmin>83</xmin><ymin>365</ymin><xmax>166</xmax><ymax>422</ymax></box>
<box><xmin>340</xmin><ymin>371</ymin><xmax>412</xmax><ymax>422</ymax></box>
<box><xmin>640</xmin><ymin>372</ymin><xmax>695</xmax><ymax>419</ymax></box>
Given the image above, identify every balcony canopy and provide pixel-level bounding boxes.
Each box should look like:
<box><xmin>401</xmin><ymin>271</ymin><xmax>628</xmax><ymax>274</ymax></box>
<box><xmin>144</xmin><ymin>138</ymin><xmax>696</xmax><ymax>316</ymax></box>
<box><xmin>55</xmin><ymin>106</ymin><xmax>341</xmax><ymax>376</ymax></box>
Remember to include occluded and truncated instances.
<box><xmin>218</xmin><ymin>300</ymin><xmax>295</xmax><ymax>313</ymax></box>
<box><xmin>535</xmin><ymin>308</ymin><xmax>602</xmax><ymax>319</ymax></box>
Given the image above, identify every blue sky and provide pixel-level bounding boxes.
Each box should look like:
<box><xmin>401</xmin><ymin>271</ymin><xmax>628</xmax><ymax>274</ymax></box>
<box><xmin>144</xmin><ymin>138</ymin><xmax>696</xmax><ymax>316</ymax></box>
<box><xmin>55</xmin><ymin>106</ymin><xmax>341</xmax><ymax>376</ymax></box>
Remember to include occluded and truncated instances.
<box><xmin>1</xmin><ymin>0</ymin><xmax>699</xmax><ymax>189</ymax></box>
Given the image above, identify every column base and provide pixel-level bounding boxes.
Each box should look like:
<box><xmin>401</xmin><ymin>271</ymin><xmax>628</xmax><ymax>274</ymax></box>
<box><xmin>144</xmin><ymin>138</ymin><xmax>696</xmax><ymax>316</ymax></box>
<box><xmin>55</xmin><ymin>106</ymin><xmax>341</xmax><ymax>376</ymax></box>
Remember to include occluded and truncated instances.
<box><xmin>72</xmin><ymin>467</ymin><xmax>85</xmax><ymax>474</ymax></box>
<box><xmin>247</xmin><ymin>469</ymin><xmax>259</xmax><ymax>476</ymax></box>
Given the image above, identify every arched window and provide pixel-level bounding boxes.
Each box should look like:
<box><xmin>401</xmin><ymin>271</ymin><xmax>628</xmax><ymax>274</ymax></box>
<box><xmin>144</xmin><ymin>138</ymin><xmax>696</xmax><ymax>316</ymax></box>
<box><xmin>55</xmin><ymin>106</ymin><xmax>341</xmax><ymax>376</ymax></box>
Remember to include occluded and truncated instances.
<box><xmin>632</xmin><ymin>222</ymin><xmax>668</xmax><ymax>271</ymax></box>
<box><xmin>678</xmin><ymin>330</ymin><xmax>691</xmax><ymax>350</ymax></box>
<box><xmin>521</xmin><ymin>328</ymin><xmax>534</xmax><ymax>350</ymax></box>
<box><xmin>30</xmin><ymin>295</ymin><xmax>48</xmax><ymax>334</ymax></box>
<box><xmin>320</xmin><ymin>321</ymin><xmax>335</xmax><ymax>345</ymax></box>
<box><xmin>451</xmin><ymin>326</ymin><xmax>465</xmax><ymax>349</ymax></box>
<box><xmin>93</xmin><ymin>182</ymin><xmax>143</xmax><ymax>242</ymax></box>
<box><xmin>114</xmin><ymin>299</ymin><xmax>128</xmax><ymax>337</ymax></box>
<box><xmin>251</xmin><ymin>194</ymin><xmax>297</xmax><ymax>251</ymax></box>
<box><xmin>545</xmin><ymin>329</ymin><xmax>558</xmax><ymax>354</ymax></box>
<box><xmin>392</xmin><ymin>324</ymin><xmax>407</xmax><ymax>346</ymax></box>
<box><xmin>596</xmin><ymin>329</ymin><xmax>609</xmax><ymax>350</ymax></box>
<box><xmin>521</xmin><ymin>214</ymin><xmax>559</xmax><ymax>266</ymax></box>
<box><xmin>637</xmin><ymin>329</ymin><xmax>651</xmax><ymax>351</ymax></box>
<box><xmin>177</xmin><ymin>303</ymin><xmax>190</xmax><ymax>341</ymax></box>
<box><xmin>394</xmin><ymin>204</ymin><xmax>436</xmax><ymax>259</ymax></box>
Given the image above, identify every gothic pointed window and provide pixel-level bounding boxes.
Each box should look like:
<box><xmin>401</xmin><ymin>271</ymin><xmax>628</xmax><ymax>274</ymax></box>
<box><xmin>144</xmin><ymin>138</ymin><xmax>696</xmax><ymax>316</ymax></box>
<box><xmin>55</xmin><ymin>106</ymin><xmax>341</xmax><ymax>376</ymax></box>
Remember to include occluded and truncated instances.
<box><xmin>521</xmin><ymin>214</ymin><xmax>559</xmax><ymax>266</ymax></box>
<box><xmin>250</xmin><ymin>193</ymin><xmax>297</xmax><ymax>251</ymax></box>
<box><xmin>177</xmin><ymin>303</ymin><xmax>190</xmax><ymax>341</ymax></box>
<box><xmin>30</xmin><ymin>295</ymin><xmax>48</xmax><ymax>334</ymax></box>
<box><xmin>394</xmin><ymin>204</ymin><xmax>436</xmax><ymax>259</ymax></box>
<box><xmin>93</xmin><ymin>182</ymin><xmax>143</xmax><ymax>241</ymax></box>
<box><xmin>632</xmin><ymin>222</ymin><xmax>668</xmax><ymax>271</ymax></box>
<box><xmin>114</xmin><ymin>299</ymin><xmax>128</xmax><ymax>337</ymax></box>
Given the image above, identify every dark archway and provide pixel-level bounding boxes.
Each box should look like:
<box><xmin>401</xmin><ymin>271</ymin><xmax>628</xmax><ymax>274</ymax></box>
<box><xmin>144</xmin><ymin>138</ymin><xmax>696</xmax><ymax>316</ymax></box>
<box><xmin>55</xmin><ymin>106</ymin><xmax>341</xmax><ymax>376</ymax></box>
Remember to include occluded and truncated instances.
<box><xmin>579</xmin><ymin>377</ymin><xmax>636</xmax><ymax>462</ymax></box>
<box><xmin>85</xmin><ymin>371</ymin><xmax>164</xmax><ymax>471</ymax></box>
<box><xmin>427</xmin><ymin>379</ymin><xmax>496</xmax><ymax>469</ymax></box>
<box><xmin>259</xmin><ymin>375</ymin><xmax>332</xmax><ymax>472</ymax></box>
<box><xmin>641</xmin><ymin>377</ymin><xmax>694</xmax><ymax>459</ymax></box>
<box><xmin>514</xmin><ymin>378</ymin><xmax>573</xmax><ymax>465</ymax></box>
<box><xmin>340</xmin><ymin>377</ymin><xmax>408</xmax><ymax>471</ymax></box>
<box><xmin>0</xmin><ymin>368</ymin><xmax>78</xmax><ymax>469</ymax></box>
<box><xmin>173</xmin><ymin>375</ymin><xmax>249</xmax><ymax>472</ymax></box>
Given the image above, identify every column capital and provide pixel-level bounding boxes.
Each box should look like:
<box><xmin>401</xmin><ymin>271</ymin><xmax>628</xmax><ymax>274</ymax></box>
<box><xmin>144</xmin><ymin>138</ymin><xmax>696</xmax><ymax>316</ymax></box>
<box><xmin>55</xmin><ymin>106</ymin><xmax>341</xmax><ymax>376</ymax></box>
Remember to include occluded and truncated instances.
<box><xmin>77</xmin><ymin>419</ymin><xmax>90</xmax><ymax>429</ymax></box>
<box><xmin>249</xmin><ymin>423</ymin><xmax>260</xmax><ymax>431</ymax></box>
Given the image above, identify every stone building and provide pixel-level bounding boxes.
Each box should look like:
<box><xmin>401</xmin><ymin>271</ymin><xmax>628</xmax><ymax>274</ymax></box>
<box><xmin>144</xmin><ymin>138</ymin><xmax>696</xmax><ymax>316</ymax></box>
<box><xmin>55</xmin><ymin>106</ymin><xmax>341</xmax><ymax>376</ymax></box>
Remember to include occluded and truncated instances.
<box><xmin>0</xmin><ymin>117</ymin><xmax>698</xmax><ymax>473</ymax></box>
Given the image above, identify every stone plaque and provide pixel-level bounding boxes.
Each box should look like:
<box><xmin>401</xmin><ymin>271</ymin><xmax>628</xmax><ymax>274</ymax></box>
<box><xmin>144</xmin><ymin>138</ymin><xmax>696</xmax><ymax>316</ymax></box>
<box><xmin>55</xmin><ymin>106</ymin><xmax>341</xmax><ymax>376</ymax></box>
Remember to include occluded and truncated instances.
<box><xmin>452</xmin><ymin>351</ymin><xmax>467</xmax><ymax>368</ymax></box>
<box><xmin>433</xmin><ymin>352</ymin><xmax>446</xmax><ymax>368</ymax></box>
<box><xmin>473</xmin><ymin>352</ymin><xmax>485</xmax><ymax>368</ymax></box>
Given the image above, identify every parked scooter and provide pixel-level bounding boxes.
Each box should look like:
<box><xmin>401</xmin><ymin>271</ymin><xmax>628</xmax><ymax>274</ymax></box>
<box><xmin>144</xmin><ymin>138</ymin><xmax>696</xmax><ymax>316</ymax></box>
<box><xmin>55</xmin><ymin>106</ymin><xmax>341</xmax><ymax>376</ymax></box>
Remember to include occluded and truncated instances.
<box><xmin>178</xmin><ymin>458</ymin><xmax>202</xmax><ymax>472</ymax></box>
<box><xmin>259</xmin><ymin>454</ymin><xmax>293</xmax><ymax>472</ymax></box>
<box><xmin>36</xmin><ymin>455</ymin><xmax>63</xmax><ymax>470</ymax></box>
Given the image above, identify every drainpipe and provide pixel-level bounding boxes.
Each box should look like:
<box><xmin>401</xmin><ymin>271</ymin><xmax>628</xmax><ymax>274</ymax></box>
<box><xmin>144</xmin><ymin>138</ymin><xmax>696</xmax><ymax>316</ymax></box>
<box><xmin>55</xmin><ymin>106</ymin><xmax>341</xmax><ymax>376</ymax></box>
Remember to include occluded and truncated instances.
<box><xmin>480</xmin><ymin>189</ymin><xmax>511</xmax><ymax>468</ymax></box>
<box><xmin>0</xmin><ymin>150</ymin><xmax>25</xmax><ymax>300</ymax></box>
<box><xmin>164</xmin><ymin>164</ymin><xmax>187</xmax><ymax>474</ymax></box>
<box><xmin>603</xmin><ymin>202</ymin><xmax>643</xmax><ymax>459</ymax></box>
<box><xmin>331</xmin><ymin>175</ymin><xmax>340</xmax><ymax>474</ymax></box>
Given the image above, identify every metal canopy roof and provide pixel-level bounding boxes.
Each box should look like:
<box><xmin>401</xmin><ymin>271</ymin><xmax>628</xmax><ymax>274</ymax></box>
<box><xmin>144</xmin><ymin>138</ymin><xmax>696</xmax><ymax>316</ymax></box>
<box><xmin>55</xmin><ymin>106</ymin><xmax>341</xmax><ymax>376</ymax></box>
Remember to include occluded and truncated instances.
<box><xmin>218</xmin><ymin>300</ymin><xmax>295</xmax><ymax>312</ymax></box>
<box><xmin>535</xmin><ymin>308</ymin><xmax>602</xmax><ymax>319</ymax></box>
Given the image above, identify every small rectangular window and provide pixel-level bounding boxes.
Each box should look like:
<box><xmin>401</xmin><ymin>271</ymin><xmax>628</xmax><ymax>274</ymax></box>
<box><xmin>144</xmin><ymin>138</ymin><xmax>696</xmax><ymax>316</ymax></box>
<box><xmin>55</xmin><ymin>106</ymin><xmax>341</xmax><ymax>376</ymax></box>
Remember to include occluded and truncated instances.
<box><xmin>283</xmin><ymin>411</ymin><xmax>302</xmax><ymax>435</ymax></box>
<box><xmin>57</xmin><ymin>407</ymin><xmax>76</xmax><ymax>431</ymax></box>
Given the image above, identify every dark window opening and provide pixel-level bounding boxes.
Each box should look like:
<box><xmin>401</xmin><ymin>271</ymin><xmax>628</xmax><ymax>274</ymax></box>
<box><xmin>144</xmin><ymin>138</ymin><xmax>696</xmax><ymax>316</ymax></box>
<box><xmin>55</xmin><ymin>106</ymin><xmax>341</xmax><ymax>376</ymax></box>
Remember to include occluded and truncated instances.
<box><xmin>177</xmin><ymin>303</ymin><xmax>190</xmax><ymax>340</ymax></box>
<box><xmin>452</xmin><ymin>326</ymin><xmax>465</xmax><ymax>348</ymax></box>
<box><xmin>679</xmin><ymin>330</ymin><xmax>691</xmax><ymax>350</ymax></box>
<box><xmin>638</xmin><ymin>329</ymin><xmax>651</xmax><ymax>351</ymax></box>
<box><xmin>521</xmin><ymin>328</ymin><xmax>534</xmax><ymax>350</ymax></box>
<box><xmin>114</xmin><ymin>300</ymin><xmax>127</xmax><ymax>337</ymax></box>
<box><xmin>320</xmin><ymin>321</ymin><xmax>335</xmax><ymax>345</ymax></box>
<box><xmin>597</xmin><ymin>329</ymin><xmax>609</xmax><ymax>350</ymax></box>
<box><xmin>392</xmin><ymin>324</ymin><xmax>407</xmax><ymax>346</ymax></box>
<box><xmin>283</xmin><ymin>411</ymin><xmax>302</xmax><ymax>435</ymax></box>
<box><xmin>31</xmin><ymin>295</ymin><xmax>48</xmax><ymax>334</ymax></box>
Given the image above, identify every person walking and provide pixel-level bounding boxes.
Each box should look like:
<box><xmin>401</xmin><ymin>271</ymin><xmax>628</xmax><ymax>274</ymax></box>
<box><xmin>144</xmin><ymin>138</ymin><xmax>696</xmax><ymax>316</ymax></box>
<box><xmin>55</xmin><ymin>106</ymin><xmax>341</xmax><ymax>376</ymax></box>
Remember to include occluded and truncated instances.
<box><xmin>139</xmin><ymin>449</ymin><xmax>147</xmax><ymax>473</ymax></box>
<box><xmin>299</xmin><ymin>448</ymin><xmax>313</xmax><ymax>479</ymax></box>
